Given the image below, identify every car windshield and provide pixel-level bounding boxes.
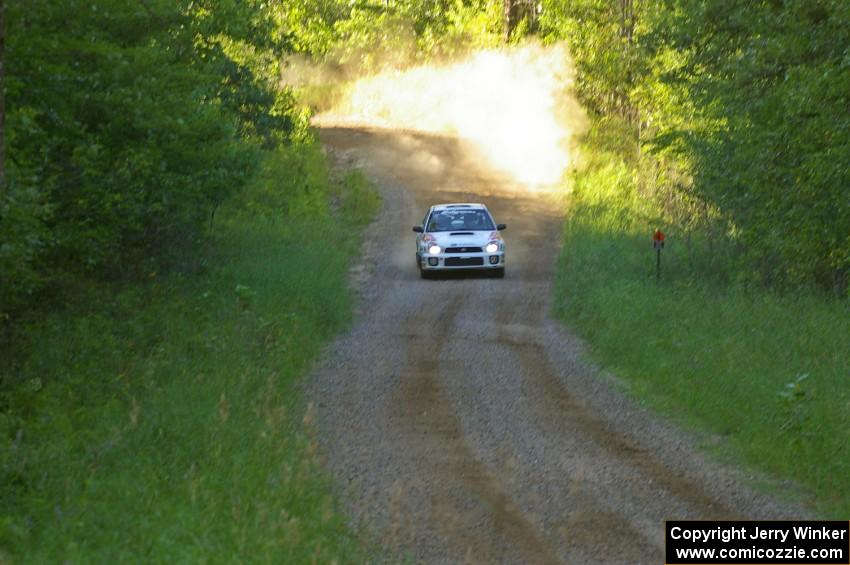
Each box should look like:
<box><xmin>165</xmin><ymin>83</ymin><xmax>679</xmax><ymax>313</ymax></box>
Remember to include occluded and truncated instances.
<box><xmin>427</xmin><ymin>209</ymin><xmax>495</xmax><ymax>232</ymax></box>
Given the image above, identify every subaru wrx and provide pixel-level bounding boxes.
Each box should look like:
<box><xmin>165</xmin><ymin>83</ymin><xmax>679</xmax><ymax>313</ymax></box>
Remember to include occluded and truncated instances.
<box><xmin>413</xmin><ymin>203</ymin><xmax>506</xmax><ymax>278</ymax></box>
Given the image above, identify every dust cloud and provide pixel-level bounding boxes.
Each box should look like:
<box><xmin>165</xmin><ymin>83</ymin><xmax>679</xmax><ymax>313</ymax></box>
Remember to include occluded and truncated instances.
<box><xmin>310</xmin><ymin>44</ymin><xmax>586</xmax><ymax>187</ymax></box>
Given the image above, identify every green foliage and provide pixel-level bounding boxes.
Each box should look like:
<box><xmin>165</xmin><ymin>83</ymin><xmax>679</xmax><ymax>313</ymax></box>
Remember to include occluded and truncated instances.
<box><xmin>555</xmin><ymin>117</ymin><xmax>850</xmax><ymax>515</ymax></box>
<box><xmin>277</xmin><ymin>0</ymin><xmax>504</xmax><ymax>70</ymax></box>
<box><xmin>0</xmin><ymin>159</ymin><xmax>52</xmax><ymax>317</ymax></box>
<box><xmin>1</xmin><ymin>1</ymin><xmax>397</xmax><ymax>560</ymax></box>
<box><xmin>3</xmin><ymin>0</ymin><xmax>512</xmax><ymax>321</ymax></box>
<box><xmin>541</xmin><ymin>0</ymin><xmax>850</xmax><ymax>293</ymax></box>
<box><xmin>0</xmin><ymin>145</ymin><xmax>380</xmax><ymax>560</ymax></box>
<box><xmin>2</xmin><ymin>0</ymin><xmax>309</xmax><ymax>318</ymax></box>
<box><xmin>541</xmin><ymin>0</ymin><xmax>644</xmax><ymax>117</ymax></box>
<box><xmin>653</xmin><ymin>0</ymin><xmax>850</xmax><ymax>291</ymax></box>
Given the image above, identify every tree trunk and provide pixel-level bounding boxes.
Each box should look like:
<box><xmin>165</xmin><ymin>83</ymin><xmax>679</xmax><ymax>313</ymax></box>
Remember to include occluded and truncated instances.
<box><xmin>617</xmin><ymin>0</ymin><xmax>637</xmax><ymax>123</ymax></box>
<box><xmin>503</xmin><ymin>0</ymin><xmax>537</xmax><ymax>42</ymax></box>
<box><xmin>0</xmin><ymin>0</ymin><xmax>5</xmax><ymax>194</ymax></box>
<box><xmin>619</xmin><ymin>0</ymin><xmax>634</xmax><ymax>43</ymax></box>
<box><xmin>504</xmin><ymin>0</ymin><xmax>513</xmax><ymax>42</ymax></box>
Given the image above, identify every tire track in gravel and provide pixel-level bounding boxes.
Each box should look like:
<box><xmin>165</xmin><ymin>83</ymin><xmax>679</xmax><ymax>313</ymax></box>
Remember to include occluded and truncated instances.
<box><xmin>309</xmin><ymin>124</ymin><xmax>808</xmax><ymax>565</ymax></box>
<box><xmin>514</xmin><ymin>338</ymin><xmax>739</xmax><ymax>520</ymax></box>
<box><xmin>394</xmin><ymin>295</ymin><xmax>562</xmax><ymax>564</ymax></box>
<box><xmin>493</xmin><ymin>299</ymin><xmax>740</xmax><ymax>520</ymax></box>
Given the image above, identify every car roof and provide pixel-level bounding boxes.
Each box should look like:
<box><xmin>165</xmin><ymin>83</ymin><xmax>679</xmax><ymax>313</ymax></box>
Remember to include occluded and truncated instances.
<box><xmin>430</xmin><ymin>203</ymin><xmax>488</xmax><ymax>212</ymax></box>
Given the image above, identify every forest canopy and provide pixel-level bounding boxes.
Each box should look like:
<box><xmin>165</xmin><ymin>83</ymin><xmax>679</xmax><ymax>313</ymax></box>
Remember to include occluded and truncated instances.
<box><xmin>3</xmin><ymin>1</ymin><xmax>309</xmax><ymax>317</ymax></box>
<box><xmin>3</xmin><ymin>0</ymin><xmax>848</xmax><ymax>323</ymax></box>
<box><xmin>540</xmin><ymin>0</ymin><xmax>850</xmax><ymax>292</ymax></box>
<box><xmin>1</xmin><ymin>0</ymin><xmax>508</xmax><ymax>320</ymax></box>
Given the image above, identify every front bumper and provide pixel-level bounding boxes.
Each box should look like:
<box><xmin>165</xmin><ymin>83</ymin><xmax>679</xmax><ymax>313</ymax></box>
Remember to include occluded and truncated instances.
<box><xmin>419</xmin><ymin>251</ymin><xmax>505</xmax><ymax>270</ymax></box>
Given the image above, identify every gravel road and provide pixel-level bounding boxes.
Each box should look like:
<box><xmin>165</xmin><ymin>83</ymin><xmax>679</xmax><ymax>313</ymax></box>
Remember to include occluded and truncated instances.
<box><xmin>308</xmin><ymin>124</ymin><xmax>806</xmax><ymax>564</ymax></box>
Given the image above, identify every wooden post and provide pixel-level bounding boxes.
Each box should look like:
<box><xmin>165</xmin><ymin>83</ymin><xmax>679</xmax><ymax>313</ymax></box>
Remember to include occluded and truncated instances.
<box><xmin>656</xmin><ymin>247</ymin><xmax>661</xmax><ymax>284</ymax></box>
<box><xmin>653</xmin><ymin>229</ymin><xmax>665</xmax><ymax>284</ymax></box>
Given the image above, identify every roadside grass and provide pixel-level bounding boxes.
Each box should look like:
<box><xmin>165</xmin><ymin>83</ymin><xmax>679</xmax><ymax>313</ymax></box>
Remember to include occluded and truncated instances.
<box><xmin>0</xmin><ymin>143</ymin><xmax>379</xmax><ymax>561</ymax></box>
<box><xmin>554</xmin><ymin>117</ymin><xmax>850</xmax><ymax>517</ymax></box>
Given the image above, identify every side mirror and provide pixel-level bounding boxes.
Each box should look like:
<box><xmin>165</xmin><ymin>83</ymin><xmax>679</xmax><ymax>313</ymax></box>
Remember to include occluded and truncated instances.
<box><xmin>496</xmin><ymin>224</ymin><xmax>507</xmax><ymax>231</ymax></box>
<box><xmin>412</xmin><ymin>226</ymin><xmax>423</xmax><ymax>233</ymax></box>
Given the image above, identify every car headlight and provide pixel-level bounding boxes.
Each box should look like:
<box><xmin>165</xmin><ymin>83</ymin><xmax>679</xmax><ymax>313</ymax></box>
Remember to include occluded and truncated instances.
<box><xmin>428</xmin><ymin>244</ymin><xmax>441</xmax><ymax>255</ymax></box>
<box><xmin>486</xmin><ymin>242</ymin><xmax>499</xmax><ymax>253</ymax></box>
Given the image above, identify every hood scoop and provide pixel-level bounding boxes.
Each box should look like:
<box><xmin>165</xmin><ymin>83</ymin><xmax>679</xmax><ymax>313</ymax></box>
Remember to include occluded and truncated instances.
<box><xmin>449</xmin><ymin>232</ymin><xmax>474</xmax><ymax>236</ymax></box>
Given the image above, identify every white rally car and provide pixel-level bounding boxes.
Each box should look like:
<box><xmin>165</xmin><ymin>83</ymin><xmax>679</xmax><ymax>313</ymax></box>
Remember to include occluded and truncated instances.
<box><xmin>413</xmin><ymin>203</ymin><xmax>506</xmax><ymax>278</ymax></box>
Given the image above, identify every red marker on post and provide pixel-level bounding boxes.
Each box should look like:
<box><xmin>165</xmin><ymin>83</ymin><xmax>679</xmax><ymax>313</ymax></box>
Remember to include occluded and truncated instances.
<box><xmin>653</xmin><ymin>229</ymin><xmax>665</xmax><ymax>283</ymax></box>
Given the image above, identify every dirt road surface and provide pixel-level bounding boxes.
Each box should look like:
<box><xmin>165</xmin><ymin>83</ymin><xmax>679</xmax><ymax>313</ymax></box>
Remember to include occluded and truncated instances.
<box><xmin>308</xmin><ymin>125</ymin><xmax>804</xmax><ymax>564</ymax></box>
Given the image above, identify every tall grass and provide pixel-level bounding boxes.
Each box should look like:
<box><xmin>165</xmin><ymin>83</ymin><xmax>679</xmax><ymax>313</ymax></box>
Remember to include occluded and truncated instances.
<box><xmin>555</xmin><ymin>117</ymin><xmax>850</xmax><ymax>517</ymax></box>
<box><xmin>0</xmin><ymin>144</ymin><xmax>379</xmax><ymax>561</ymax></box>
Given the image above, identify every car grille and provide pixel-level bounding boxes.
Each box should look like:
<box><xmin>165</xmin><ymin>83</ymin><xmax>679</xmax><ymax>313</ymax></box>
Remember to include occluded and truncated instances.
<box><xmin>445</xmin><ymin>246</ymin><xmax>483</xmax><ymax>253</ymax></box>
<box><xmin>444</xmin><ymin>257</ymin><xmax>484</xmax><ymax>267</ymax></box>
